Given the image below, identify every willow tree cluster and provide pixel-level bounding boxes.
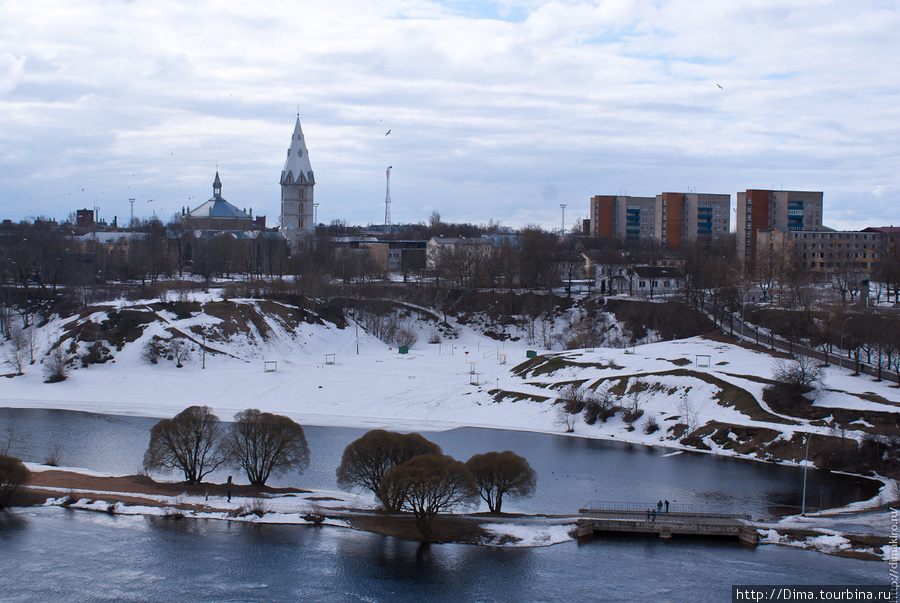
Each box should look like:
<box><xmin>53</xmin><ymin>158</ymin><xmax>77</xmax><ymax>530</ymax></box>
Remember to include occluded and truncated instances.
<box><xmin>143</xmin><ymin>406</ymin><xmax>309</xmax><ymax>486</ymax></box>
<box><xmin>336</xmin><ymin>429</ymin><xmax>536</xmax><ymax>540</ymax></box>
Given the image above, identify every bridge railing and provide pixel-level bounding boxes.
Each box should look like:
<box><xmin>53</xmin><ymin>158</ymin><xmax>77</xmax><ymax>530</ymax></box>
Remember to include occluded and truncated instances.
<box><xmin>579</xmin><ymin>500</ymin><xmax>749</xmax><ymax>518</ymax></box>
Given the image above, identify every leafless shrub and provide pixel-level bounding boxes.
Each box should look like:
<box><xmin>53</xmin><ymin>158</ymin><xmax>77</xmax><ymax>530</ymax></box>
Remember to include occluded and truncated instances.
<box><xmin>162</xmin><ymin>506</ymin><xmax>186</xmax><ymax>520</ymax></box>
<box><xmin>557</xmin><ymin>384</ymin><xmax>588</xmax><ymax>415</ymax></box>
<box><xmin>144</xmin><ymin>338</ymin><xmax>165</xmax><ymax>364</ymax></box>
<box><xmin>248</xmin><ymin>497</ymin><xmax>268</xmax><ymax>517</ymax></box>
<box><xmin>644</xmin><ymin>417</ymin><xmax>660</xmax><ymax>434</ymax></box>
<box><xmin>394</xmin><ymin>327</ymin><xmax>419</xmax><ymax>349</ymax></box>
<box><xmin>228</xmin><ymin>505</ymin><xmax>249</xmax><ymax>517</ymax></box>
<box><xmin>144</xmin><ymin>337</ymin><xmax>191</xmax><ymax>367</ymax></box>
<box><xmin>584</xmin><ymin>391</ymin><xmax>618</xmax><ymax>425</ymax></box>
<box><xmin>44</xmin><ymin>441</ymin><xmax>63</xmax><ymax>467</ymax></box>
<box><xmin>304</xmin><ymin>502</ymin><xmax>326</xmax><ymax>526</ymax></box>
<box><xmin>43</xmin><ymin>342</ymin><xmax>71</xmax><ymax>383</ymax></box>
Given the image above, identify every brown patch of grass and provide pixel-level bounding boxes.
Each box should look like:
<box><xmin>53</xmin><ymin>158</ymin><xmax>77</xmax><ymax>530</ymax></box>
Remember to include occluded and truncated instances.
<box><xmin>347</xmin><ymin>514</ymin><xmax>490</xmax><ymax>544</ymax></box>
<box><xmin>511</xmin><ymin>355</ymin><xmax>624</xmax><ymax>379</ymax></box>
<box><xmin>664</xmin><ymin>357</ymin><xmax>692</xmax><ymax>367</ymax></box>
<box><xmin>492</xmin><ymin>390</ymin><xmax>551</xmax><ymax>403</ymax></box>
<box><xmin>703</xmin><ymin>421</ymin><xmax>783</xmax><ymax>455</ymax></box>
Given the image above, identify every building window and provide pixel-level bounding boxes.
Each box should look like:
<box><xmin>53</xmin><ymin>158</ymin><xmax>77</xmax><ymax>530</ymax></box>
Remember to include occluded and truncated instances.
<box><xmin>299</xmin><ymin>189</ymin><xmax>304</xmax><ymax>199</ymax></box>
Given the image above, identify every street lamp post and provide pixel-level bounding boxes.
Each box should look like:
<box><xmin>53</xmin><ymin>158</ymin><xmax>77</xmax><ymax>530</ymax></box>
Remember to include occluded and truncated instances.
<box><xmin>801</xmin><ymin>434</ymin><xmax>810</xmax><ymax>515</ymax></box>
<box><xmin>839</xmin><ymin>316</ymin><xmax>851</xmax><ymax>370</ymax></box>
<box><xmin>740</xmin><ymin>289</ymin><xmax>752</xmax><ymax>339</ymax></box>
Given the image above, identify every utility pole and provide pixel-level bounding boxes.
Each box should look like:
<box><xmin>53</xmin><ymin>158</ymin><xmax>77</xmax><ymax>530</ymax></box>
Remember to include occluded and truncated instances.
<box><xmin>384</xmin><ymin>166</ymin><xmax>392</xmax><ymax>229</ymax></box>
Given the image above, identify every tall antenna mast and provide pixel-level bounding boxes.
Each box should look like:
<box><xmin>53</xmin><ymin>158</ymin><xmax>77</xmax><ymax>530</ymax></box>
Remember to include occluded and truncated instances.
<box><xmin>384</xmin><ymin>166</ymin><xmax>392</xmax><ymax>228</ymax></box>
<box><xmin>560</xmin><ymin>203</ymin><xmax>567</xmax><ymax>234</ymax></box>
<box><xmin>129</xmin><ymin>198</ymin><xmax>136</xmax><ymax>228</ymax></box>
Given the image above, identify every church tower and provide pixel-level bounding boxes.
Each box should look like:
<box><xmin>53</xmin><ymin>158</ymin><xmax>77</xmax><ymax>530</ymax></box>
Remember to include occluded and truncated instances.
<box><xmin>280</xmin><ymin>115</ymin><xmax>315</xmax><ymax>250</ymax></box>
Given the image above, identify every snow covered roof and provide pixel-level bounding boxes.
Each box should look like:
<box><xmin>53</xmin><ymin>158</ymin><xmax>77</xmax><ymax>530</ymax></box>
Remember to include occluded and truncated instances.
<box><xmin>76</xmin><ymin>231</ymin><xmax>145</xmax><ymax>244</ymax></box>
<box><xmin>187</xmin><ymin>230</ymin><xmax>285</xmax><ymax>241</ymax></box>
<box><xmin>633</xmin><ymin>265</ymin><xmax>683</xmax><ymax>278</ymax></box>
<box><xmin>186</xmin><ymin>173</ymin><xmax>250</xmax><ymax>220</ymax></box>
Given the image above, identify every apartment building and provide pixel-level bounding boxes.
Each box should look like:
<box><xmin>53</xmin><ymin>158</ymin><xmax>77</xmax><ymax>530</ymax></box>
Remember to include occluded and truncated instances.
<box><xmin>589</xmin><ymin>195</ymin><xmax>657</xmax><ymax>242</ymax></box>
<box><xmin>736</xmin><ymin>190</ymin><xmax>823</xmax><ymax>263</ymax></box>
<box><xmin>589</xmin><ymin>193</ymin><xmax>730</xmax><ymax>250</ymax></box>
<box><xmin>755</xmin><ymin>227</ymin><xmax>887</xmax><ymax>279</ymax></box>
<box><xmin>655</xmin><ymin>192</ymin><xmax>731</xmax><ymax>251</ymax></box>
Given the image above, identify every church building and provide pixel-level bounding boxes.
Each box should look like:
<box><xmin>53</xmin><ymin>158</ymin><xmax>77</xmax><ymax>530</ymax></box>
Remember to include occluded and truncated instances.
<box><xmin>280</xmin><ymin>116</ymin><xmax>316</xmax><ymax>251</ymax></box>
<box><xmin>182</xmin><ymin>172</ymin><xmax>255</xmax><ymax>230</ymax></box>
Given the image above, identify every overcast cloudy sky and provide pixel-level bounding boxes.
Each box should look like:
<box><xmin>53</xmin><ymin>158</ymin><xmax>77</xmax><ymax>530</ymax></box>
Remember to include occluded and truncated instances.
<box><xmin>1</xmin><ymin>0</ymin><xmax>898</xmax><ymax>231</ymax></box>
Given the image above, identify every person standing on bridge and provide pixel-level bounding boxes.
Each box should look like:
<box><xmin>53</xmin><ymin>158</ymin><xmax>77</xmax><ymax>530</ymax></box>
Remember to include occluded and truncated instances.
<box><xmin>665</xmin><ymin>500</ymin><xmax>669</xmax><ymax>512</ymax></box>
<box><xmin>657</xmin><ymin>500</ymin><xmax>663</xmax><ymax>512</ymax></box>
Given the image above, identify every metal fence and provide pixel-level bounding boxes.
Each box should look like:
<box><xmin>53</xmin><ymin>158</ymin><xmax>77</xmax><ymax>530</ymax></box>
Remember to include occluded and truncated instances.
<box><xmin>580</xmin><ymin>500</ymin><xmax>748</xmax><ymax>517</ymax></box>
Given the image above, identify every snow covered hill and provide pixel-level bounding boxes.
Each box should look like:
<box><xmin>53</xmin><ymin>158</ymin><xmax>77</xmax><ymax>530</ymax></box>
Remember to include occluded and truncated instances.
<box><xmin>2</xmin><ymin>291</ymin><xmax>898</xmax><ymax>470</ymax></box>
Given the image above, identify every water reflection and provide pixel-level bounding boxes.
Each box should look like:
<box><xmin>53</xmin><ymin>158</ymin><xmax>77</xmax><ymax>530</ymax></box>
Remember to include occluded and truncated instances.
<box><xmin>0</xmin><ymin>508</ymin><xmax>884</xmax><ymax>603</ymax></box>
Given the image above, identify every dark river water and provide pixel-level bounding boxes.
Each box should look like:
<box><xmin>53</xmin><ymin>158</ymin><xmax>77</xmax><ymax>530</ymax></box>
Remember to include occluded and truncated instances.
<box><xmin>0</xmin><ymin>407</ymin><xmax>878</xmax><ymax>517</ymax></box>
<box><xmin>0</xmin><ymin>407</ymin><xmax>887</xmax><ymax>602</ymax></box>
<box><xmin>0</xmin><ymin>508</ymin><xmax>884</xmax><ymax>602</ymax></box>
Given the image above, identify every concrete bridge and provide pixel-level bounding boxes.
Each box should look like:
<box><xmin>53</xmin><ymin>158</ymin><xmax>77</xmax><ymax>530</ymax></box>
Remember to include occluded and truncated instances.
<box><xmin>575</xmin><ymin>501</ymin><xmax>759</xmax><ymax>545</ymax></box>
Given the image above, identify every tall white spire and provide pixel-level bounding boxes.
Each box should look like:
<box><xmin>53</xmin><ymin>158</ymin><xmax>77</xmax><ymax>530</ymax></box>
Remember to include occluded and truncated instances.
<box><xmin>281</xmin><ymin>117</ymin><xmax>314</xmax><ymax>186</ymax></box>
<box><xmin>280</xmin><ymin>115</ymin><xmax>316</xmax><ymax>251</ymax></box>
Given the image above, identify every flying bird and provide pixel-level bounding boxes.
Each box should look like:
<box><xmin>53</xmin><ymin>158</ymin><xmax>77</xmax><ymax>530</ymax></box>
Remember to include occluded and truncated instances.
<box><xmin>717</xmin><ymin>84</ymin><xmax>724</xmax><ymax>90</ymax></box>
<box><xmin>385</xmin><ymin>129</ymin><xmax>391</xmax><ymax>136</ymax></box>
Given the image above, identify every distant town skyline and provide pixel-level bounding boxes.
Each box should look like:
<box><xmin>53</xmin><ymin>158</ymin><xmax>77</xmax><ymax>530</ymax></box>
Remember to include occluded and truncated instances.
<box><xmin>1</xmin><ymin>1</ymin><xmax>898</xmax><ymax>232</ymax></box>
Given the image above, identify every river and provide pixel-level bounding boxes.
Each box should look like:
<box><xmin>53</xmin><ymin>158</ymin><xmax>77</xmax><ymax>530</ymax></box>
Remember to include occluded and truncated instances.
<box><xmin>0</xmin><ymin>407</ymin><xmax>886</xmax><ymax>602</ymax></box>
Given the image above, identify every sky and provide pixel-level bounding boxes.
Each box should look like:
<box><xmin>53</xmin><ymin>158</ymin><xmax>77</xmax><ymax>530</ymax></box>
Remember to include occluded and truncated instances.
<box><xmin>1</xmin><ymin>0</ymin><xmax>898</xmax><ymax>232</ymax></box>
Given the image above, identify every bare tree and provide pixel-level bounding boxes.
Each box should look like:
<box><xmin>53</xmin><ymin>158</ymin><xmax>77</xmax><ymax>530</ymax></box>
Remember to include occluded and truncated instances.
<box><xmin>772</xmin><ymin>356</ymin><xmax>824</xmax><ymax>399</ymax></box>
<box><xmin>381</xmin><ymin>454</ymin><xmax>478</xmax><ymax>541</ymax></box>
<box><xmin>172</xmin><ymin>339</ymin><xmax>190</xmax><ymax>368</ymax></box>
<box><xmin>223</xmin><ymin>409</ymin><xmax>310</xmax><ymax>487</ymax></box>
<box><xmin>678</xmin><ymin>395</ymin><xmax>700</xmax><ymax>434</ymax></box>
<box><xmin>429</xmin><ymin>210</ymin><xmax>441</xmax><ymax>235</ymax></box>
<box><xmin>144</xmin><ymin>406</ymin><xmax>223</xmax><ymax>484</ymax></box>
<box><xmin>557</xmin><ymin>383</ymin><xmax>588</xmax><ymax>415</ymax></box>
<box><xmin>25</xmin><ymin>326</ymin><xmax>37</xmax><ymax>365</ymax></box>
<box><xmin>556</xmin><ymin>404</ymin><xmax>577</xmax><ymax>433</ymax></box>
<box><xmin>4</xmin><ymin>324</ymin><xmax>26</xmax><ymax>375</ymax></box>
<box><xmin>2</xmin><ymin>417</ymin><xmax>23</xmax><ymax>457</ymax></box>
<box><xmin>623</xmin><ymin>383</ymin><xmax>645</xmax><ymax>424</ymax></box>
<box><xmin>336</xmin><ymin>430</ymin><xmax>441</xmax><ymax>512</ymax></box>
<box><xmin>466</xmin><ymin>451</ymin><xmax>536</xmax><ymax>513</ymax></box>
